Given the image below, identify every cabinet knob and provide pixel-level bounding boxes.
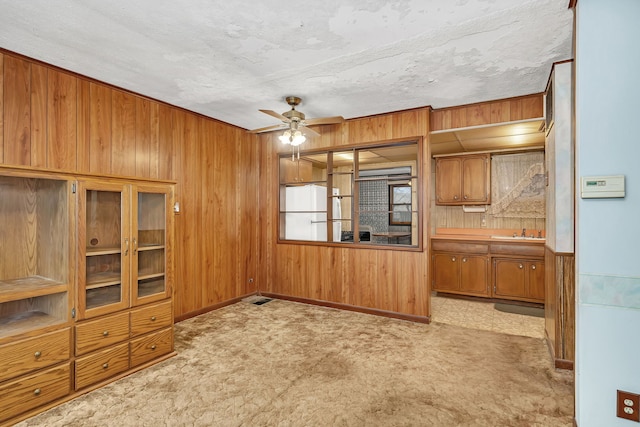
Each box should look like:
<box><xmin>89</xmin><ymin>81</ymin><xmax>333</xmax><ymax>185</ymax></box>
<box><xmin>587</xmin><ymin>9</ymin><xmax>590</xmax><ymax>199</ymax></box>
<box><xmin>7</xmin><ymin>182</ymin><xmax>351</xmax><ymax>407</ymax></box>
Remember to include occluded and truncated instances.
<box><xmin>102</xmin><ymin>331</ymin><xmax>109</xmax><ymax>337</ymax></box>
<box><xmin>532</xmin><ymin>265</ymin><xmax>537</xmax><ymax>270</ymax></box>
<box><xmin>463</xmin><ymin>195</ymin><xmax>468</xmax><ymax>200</ymax></box>
<box><xmin>462</xmin><ymin>258</ymin><xmax>467</xmax><ymax>263</ymax></box>
<box><xmin>453</xmin><ymin>195</ymin><xmax>459</xmax><ymax>200</ymax></box>
<box><xmin>151</xmin><ymin>316</ymin><xmax>157</xmax><ymax>321</ymax></box>
<box><xmin>34</xmin><ymin>351</ymin><xmax>42</xmax><ymax>358</ymax></box>
<box><xmin>451</xmin><ymin>256</ymin><xmax>456</xmax><ymax>262</ymax></box>
<box><xmin>102</xmin><ymin>363</ymin><xmax>109</xmax><ymax>369</ymax></box>
<box><xmin>33</xmin><ymin>388</ymin><xmax>41</xmax><ymax>396</ymax></box>
<box><xmin>518</xmin><ymin>264</ymin><xmax>524</xmax><ymax>269</ymax></box>
<box><xmin>151</xmin><ymin>344</ymin><xmax>157</xmax><ymax>350</ymax></box>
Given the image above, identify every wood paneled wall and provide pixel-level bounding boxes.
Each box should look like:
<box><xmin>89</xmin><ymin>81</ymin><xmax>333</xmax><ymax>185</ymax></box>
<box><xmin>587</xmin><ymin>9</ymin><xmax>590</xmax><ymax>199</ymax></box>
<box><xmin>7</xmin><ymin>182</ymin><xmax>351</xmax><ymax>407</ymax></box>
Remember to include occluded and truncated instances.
<box><xmin>256</xmin><ymin>109</ymin><xmax>431</xmax><ymax>318</ymax></box>
<box><xmin>0</xmin><ymin>51</ymin><xmax>258</xmax><ymax>319</ymax></box>
<box><xmin>545</xmin><ymin>246</ymin><xmax>575</xmax><ymax>368</ymax></box>
<box><xmin>430</xmin><ymin>94</ymin><xmax>543</xmax><ymax>131</ymax></box>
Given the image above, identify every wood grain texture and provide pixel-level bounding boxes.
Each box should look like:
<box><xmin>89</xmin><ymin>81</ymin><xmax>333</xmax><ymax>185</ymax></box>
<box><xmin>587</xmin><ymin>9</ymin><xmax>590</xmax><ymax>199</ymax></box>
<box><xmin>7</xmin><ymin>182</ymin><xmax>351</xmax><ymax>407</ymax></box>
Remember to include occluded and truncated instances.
<box><xmin>47</xmin><ymin>69</ymin><xmax>77</xmax><ymax>171</ymax></box>
<box><xmin>89</xmin><ymin>83</ymin><xmax>112</xmax><ymax>174</ymax></box>
<box><xmin>76</xmin><ymin>78</ymin><xmax>91</xmax><ymax>173</ymax></box>
<box><xmin>30</xmin><ymin>64</ymin><xmax>47</xmax><ymax>168</ymax></box>
<box><xmin>111</xmin><ymin>90</ymin><xmax>136</xmax><ymax>177</ymax></box>
<box><xmin>74</xmin><ymin>342</ymin><xmax>129</xmax><ymax>390</ymax></box>
<box><xmin>0</xmin><ymin>53</ymin><xmax>4</xmax><ymax>163</ymax></box>
<box><xmin>135</xmin><ymin>97</ymin><xmax>151</xmax><ymax>178</ymax></box>
<box><xmin>3</xmin><ymin>55</ymin><xmax>31</xmax><ymax>165</ymax></box>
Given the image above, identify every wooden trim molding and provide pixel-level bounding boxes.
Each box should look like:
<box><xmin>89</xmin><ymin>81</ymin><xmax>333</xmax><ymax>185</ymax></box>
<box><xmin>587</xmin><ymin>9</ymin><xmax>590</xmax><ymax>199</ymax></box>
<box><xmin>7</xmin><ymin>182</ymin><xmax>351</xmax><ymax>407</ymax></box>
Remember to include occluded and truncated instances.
<box><xmin>261</xmin><ymin>292</ymin><xmax>431</xmax><ymax>324</ymax></box>
<box><xmin>555</xmin><ymin>358</ymin><xmax>574</xmax><ymax>370</ymax></box>
<box><xmin>174</xmin><ymin>293</ymin><xmax>254</xmax><ymax>323</ymax></box>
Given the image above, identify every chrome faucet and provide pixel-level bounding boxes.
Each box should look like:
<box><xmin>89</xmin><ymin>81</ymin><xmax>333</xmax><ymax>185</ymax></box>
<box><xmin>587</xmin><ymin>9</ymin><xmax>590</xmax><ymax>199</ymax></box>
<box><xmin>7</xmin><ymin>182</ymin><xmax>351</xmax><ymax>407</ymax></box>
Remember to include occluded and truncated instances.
<box><xmin>521</xmin><ymin>228</ymin><xmax>526</xmax><ymax>237</ymax></box>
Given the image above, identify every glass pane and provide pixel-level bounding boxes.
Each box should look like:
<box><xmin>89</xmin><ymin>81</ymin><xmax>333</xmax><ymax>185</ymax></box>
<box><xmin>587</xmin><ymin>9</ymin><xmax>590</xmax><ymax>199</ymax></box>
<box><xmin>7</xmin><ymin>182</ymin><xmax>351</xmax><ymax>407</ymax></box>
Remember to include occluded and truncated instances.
<box><xmin>137</xmin><ymin>192</ymin><xmax>166</xmax><ymax>298</ymax></box>
<box><xmin>391</xmin><ymin>205</ymin><xmax>412</xmax><ymax>224</ymax></box>
<box><xmin>392</xmin><ymin>186</ymin><xmax>411</xmax><ymax>204</ymax></box>
<box><xmin>85</xmin><ymin>190</ymin><xmax>123</xmax><ymax>308</ymax></box>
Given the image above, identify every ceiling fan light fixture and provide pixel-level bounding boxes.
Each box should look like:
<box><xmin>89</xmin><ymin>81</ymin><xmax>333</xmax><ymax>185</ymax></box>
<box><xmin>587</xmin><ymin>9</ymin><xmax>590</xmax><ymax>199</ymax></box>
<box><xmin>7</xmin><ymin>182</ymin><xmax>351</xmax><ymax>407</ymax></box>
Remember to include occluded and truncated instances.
<box><xmin>279</xmin><ymin>130</ymin><xmax>292</xmax><ymax>145</ymax></box>
<box><xmin>291</xmin><ymin>131</ymin><xmax>306</xmax><ymax>146</ymax></box>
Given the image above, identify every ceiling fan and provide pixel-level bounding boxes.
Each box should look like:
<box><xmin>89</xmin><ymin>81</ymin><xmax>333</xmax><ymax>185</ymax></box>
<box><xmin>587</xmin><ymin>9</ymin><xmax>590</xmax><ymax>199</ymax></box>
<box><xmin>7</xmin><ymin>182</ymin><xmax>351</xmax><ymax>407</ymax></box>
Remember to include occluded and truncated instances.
<box><xmin>249</xmin><ymin>96</ymin><xmax>344</xmax><ymax>144</ymax></box>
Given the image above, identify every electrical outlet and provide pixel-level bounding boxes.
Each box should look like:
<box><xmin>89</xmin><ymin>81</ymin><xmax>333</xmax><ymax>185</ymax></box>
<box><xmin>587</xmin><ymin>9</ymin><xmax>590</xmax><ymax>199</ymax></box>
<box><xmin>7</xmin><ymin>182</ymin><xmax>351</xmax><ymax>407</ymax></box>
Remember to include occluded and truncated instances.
<box><xmin>617</xmin><ymin>390</ymin><xmax>640</xmax><ymax>422</ymax></box>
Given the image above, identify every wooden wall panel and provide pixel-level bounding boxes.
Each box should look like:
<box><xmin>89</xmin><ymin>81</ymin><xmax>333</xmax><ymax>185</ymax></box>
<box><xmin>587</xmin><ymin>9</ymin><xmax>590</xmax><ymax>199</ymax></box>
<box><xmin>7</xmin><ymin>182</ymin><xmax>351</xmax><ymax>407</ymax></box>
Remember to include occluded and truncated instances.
<box><xmin>430</xmin><ymin>94</ymin><xmax>544</xmax><ymax>131</ymax></box>
<box><xmin>3</xmin><ymin>56</ymin><xmax>31</xmax><ymax>166</ymax></box>
<box><xmin>135</xmin><ymin>97</ymin><xmax>151</xmax><ymax>178</ymax></box>
<box><xmin>111</xmin><ymin>90</ymin><xmax>136</xmax><ymax>177</ymax></box>
<box><xmin>0</xmin><ymin>53</ymin><xmax>4</xmax><ymax>163</ymax></box>
<box><xmin>237</xmin><ymin>127</ymin><xmax>258</xmax><ymax>297</ymax></box>
<box><xmin>30</xmin><ymin>64</ymin><xmax>47</xmax><ymax>168</ymax></box>
<box><xmin>47</xmin><ymin>69</ymin><xmax>77</xmax><ymax>171</ymax></box>
<box><xmin>88</xmin><ymin>83</ymin><xmax>111</xmax><ymax>174</ymax></box>
<box><xmin>200</xmin><ymin>118</ymin><xmax>218</xmax><ymax>305</ymax></box>
<box><xmin>76</xmin><ymin>79</ymin><xmax>91</xmax><ymax>173</ymax></box>
<box><xmin>156</xmin><ymin>103</ymin><xmax>174</xmax><ymax>181</ymax></box>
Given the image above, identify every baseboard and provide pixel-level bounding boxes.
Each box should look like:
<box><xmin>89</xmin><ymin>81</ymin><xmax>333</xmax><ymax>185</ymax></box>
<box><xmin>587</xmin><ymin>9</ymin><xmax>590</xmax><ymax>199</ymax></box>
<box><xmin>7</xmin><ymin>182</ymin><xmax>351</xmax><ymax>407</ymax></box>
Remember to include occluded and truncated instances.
<box><xmin>260</xmin><ymin>292</ymin><xmax>431</xmax><ymax>324</ymax></box>
<box><xmin>174</xmin><ymin>292</ymin><xmax>256</xmax><ymax>322</ymax></box>
<box><xmin>555</xmin><ymin>358</ymin><xmax>574</xmax><ymax>370</ymax></box>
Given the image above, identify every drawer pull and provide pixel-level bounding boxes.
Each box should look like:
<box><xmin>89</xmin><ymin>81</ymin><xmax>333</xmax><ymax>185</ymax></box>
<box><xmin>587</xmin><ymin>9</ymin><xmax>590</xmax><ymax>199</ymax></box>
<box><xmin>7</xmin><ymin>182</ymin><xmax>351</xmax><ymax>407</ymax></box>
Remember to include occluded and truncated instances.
<box><xmin>103</xmin><ymin>331</ymin><xmax>109</xmax><ymax>337</ymax></box>
<box><xmin>151</xmin><ymin>316</ymin><xmax>157</xmax><ymax>321</ymax></box>
<box><xmin>518</xmin><ymin>264</ymin><xmax>524</xmax><ymax>269</ymax></box>
<box><xmin>532</xmin><ymin>265</ymin><xmax>537</xmax><ymax>270</ymax></box>
<box><xmin>451</xmin><ymin>256</ymin><xmax>456</xmax><ymax>262</ymax></box>
<box><xmin>102</xmin><ymin>363</ymin><xmax>109</xmax><ymax>369</ymax></box>
<box><xmin>34</xmin><ymin>351</ymin><xmax>42</xmax><ymax>358</ymax></box>
<box><xmin>462</xmin><ymin>258</ymin><xmax>467</xmax><ymax>263</ymax></box>
<box><xmin>34</xmin><ymin>388</ymin><xmax>41</xmax><ymax>396</ymax></box>
<box><xmin>151</xmin><ymin>344</ymin><xmax>157</xmax><ymax>350</ymax></box>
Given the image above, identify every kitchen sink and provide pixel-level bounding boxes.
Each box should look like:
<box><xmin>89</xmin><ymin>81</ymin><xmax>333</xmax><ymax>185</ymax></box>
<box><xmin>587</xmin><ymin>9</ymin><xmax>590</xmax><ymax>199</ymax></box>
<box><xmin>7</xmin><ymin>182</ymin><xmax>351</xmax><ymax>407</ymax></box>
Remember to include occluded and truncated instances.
<box><xmin>490</xmin><ymin>235</ymin><xmax>545</xmax><ymax>241</ymax></box>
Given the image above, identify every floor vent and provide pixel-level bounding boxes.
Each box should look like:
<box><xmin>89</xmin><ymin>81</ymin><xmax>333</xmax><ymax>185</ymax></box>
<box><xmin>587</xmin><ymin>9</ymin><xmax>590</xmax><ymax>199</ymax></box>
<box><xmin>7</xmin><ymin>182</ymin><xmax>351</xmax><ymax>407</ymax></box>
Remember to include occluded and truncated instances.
<box><xmin>252</xmin><ymin>298</ymin><xmax>272</xmax><ymax>306</ymax></box>
<box><xmin>242</xmin><ymin>295</ymin><xmax>273</xmax><ymax>305</ymax></box>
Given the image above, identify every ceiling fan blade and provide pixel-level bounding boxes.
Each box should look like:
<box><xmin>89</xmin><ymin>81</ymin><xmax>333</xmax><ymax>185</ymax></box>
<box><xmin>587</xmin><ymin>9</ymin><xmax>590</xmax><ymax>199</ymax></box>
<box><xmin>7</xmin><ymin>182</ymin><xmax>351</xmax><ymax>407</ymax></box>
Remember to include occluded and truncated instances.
<box><xmin>300</xmin><ymin>125</ymin><xmax>321</xmax><ymax>137</ymax></box>
<box><xmin>304</xmin><ymin>116</ymin><xmax>344</xmax><ymax>126</ymax></box>
<box><xmin>248</xmin><ymin>124</ymin><xmax>288</xmax><ymax>134</ymax></box>
<box><xmin>259</xmin><ymin>109</ymin><xmax>290</xmax><ymax>122</ymax></box>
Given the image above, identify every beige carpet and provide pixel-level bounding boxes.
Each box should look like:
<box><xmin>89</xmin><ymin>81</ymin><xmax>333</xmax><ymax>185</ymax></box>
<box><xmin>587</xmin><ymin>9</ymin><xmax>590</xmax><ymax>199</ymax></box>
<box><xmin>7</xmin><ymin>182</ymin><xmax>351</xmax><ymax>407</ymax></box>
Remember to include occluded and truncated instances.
<box><xmin>16</xmin><ymin>299</ymin><xmax>574</xmax><ymax>426</ymax></box>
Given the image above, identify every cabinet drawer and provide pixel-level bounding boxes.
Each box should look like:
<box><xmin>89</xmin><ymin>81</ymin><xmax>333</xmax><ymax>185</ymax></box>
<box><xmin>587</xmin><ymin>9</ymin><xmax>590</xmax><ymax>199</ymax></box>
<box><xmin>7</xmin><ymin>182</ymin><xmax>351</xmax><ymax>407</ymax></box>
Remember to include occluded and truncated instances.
<box><xmin>130</xmin><ymin>300</ymin><xmax>172</xmax><ymax>337</ymax></box>
<box><xmin>0</xmin><ymin>363</ymin><xmax>71</xmax><ymax>423</ymax></box>
<box><xmin>432</xmin><ymin>240</ymin><xmax>489</xmax><ymax>254</ymax></box>
<box><xmin>76</xmin><ymin>311</ymin><xmax>130</xmax><ymax>356</ymax></box>
<box><xmin>130</xmin><ymin>327</ymin><xmax>173</xmax><ymax>368</ymax></box>
<box><xmin>75</xmin><ymin>342</ymin><xmax>129</xmax><ymax>390</ymax></box>
<box><xmin>490</xmin><ymin>243</ymin><xmax>544</xmax><ymax>257</ymax></box>
<box><xmin>0</xmin><ymin>328</ymin><xmax>70</xmax><ymax>383</ymax></box>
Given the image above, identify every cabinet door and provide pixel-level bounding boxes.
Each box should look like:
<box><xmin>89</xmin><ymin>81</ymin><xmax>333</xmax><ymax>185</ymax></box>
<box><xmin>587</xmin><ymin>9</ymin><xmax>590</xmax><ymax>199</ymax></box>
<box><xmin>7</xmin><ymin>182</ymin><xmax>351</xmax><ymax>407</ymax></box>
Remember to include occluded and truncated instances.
<box><xmin>78</xmin><ymin>181</ymin><xmax>130</xmax><ymax>319</ymax></box>
<box><xmin>131</xmin><ymin>184</ymin><xmax>173</xmax><ymax>306</ymax></box>
<box><xmin>462</xmin><ymin>155</ymin><xmax>490</xmax><ymax>204</ymax></box>
<box><xmin>526</xmin><ymin>261</ymin><xmax>545</xmax><ymax>301</ymax></box>
<box><xmin>459</xmin><ymin>255</ymin><xmax>489</xmax><ymax>296</ymax></box>
<box><xmin>435</xmin><ymin>158</ymin><xmax>462</xmax><ymax>204</ymax></box>
<box><xmin>432</xmin><ymin>253</ymin><xmax>459</xmax><ymax>292</ymax></box>
<box><xmin>493</xmin><ymin>259</ymin><xmax>526</xmax><ymax>298</ymax></box>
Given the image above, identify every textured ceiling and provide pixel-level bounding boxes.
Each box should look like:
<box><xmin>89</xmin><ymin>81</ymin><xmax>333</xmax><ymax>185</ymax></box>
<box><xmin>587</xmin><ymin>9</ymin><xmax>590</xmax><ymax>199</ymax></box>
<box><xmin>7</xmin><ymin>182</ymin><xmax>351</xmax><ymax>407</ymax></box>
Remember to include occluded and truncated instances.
<box><xmin>0</xmin><ymin>0</ymin><xmax>573</xmax><ymax>131</ymax></box>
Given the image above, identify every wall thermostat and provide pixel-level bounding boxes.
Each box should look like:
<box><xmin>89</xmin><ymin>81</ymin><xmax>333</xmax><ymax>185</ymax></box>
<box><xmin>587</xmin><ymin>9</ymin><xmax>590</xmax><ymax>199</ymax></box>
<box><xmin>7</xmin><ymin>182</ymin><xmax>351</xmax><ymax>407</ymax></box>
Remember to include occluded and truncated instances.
<box><xmin>581</xmin><ymin>175</ymin><xmax>625</xmax><ymax>198</ymax></box>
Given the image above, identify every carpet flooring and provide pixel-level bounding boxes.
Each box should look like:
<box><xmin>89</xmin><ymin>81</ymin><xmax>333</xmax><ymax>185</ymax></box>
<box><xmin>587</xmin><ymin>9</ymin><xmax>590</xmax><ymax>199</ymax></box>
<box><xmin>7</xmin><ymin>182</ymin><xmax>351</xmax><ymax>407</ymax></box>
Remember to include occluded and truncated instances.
<box><xmin>16</xmin><ymin>299</ymin><xmax>574</xmax><ymax>426</ymax></box>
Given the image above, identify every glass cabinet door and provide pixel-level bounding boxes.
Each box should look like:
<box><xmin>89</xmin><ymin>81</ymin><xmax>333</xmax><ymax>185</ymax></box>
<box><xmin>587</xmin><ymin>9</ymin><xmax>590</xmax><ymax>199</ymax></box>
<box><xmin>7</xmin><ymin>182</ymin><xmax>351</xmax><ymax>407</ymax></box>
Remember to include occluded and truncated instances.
<box><xmin>132</xmin><ymin>185</ymin><xmax>171</xmax><ymax>305</ymax></box>
<box><xmin>78</xmin><ymin>181</ymin><xmax>130</xmax><ymax>319</ymax></box>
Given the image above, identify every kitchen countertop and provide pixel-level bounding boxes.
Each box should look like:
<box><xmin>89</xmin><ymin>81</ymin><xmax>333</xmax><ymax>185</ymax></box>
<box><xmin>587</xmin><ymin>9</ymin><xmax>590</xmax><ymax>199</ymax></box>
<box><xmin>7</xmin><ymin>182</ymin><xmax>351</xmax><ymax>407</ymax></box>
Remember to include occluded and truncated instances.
<box><xmin>431</xmin><ymin>228</ymin><xmax>546</xmax><ymax>244</ymax></box>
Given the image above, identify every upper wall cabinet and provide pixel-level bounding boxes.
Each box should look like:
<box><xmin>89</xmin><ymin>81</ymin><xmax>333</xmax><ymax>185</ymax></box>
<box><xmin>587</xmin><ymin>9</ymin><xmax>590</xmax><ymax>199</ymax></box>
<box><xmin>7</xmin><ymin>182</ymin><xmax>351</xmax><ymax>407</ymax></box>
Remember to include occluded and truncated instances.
<box><xmin>435</xmin><ymin>153</ymin><xmax>490</xmax><ymax>205</ymax></box>
<box><xmin>77</xmin><ymin>180</ymin><xmax>173</xmax><ymax>319</ymax></box>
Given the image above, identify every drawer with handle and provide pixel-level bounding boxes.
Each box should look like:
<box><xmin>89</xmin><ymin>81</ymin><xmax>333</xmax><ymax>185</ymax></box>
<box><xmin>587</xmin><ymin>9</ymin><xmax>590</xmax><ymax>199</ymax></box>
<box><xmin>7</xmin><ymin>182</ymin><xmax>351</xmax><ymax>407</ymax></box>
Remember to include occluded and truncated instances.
<box><xmin>0</xmin><ymin>328</ymin><xmax>70</xmax><ymax>383</ymax></box>
<box><xmin>74</xmin><ymin>342</ymin><xmax>129</xmax><ymax>390</ymax></box>
<box><xmin>75</xmin><ymin>311</ymin><xmax>130</xmax><ymax>356</ymax></box>
<box><xmin>130</xmin><ymin>327</ymin><xmax>173</xmax><ymax>367</ymax></box>
<box><xmin>130</xmin><ymin>300</ymin><xmax>172</xmax><ymax>337</ymax></box>
<box><xmin>0</xmin><ymin>363</ymin><xmax>71</xmax><ymax>423</ymax></box>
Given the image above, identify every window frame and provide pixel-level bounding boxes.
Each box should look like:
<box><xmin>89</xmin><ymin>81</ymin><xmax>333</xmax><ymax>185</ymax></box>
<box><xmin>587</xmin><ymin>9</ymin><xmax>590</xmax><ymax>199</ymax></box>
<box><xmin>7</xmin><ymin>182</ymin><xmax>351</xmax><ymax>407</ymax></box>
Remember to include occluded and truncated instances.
<box><xmin>277</xmin><ymin>138</ymin><xmax>423</xmax><ymax>251</ymax></box>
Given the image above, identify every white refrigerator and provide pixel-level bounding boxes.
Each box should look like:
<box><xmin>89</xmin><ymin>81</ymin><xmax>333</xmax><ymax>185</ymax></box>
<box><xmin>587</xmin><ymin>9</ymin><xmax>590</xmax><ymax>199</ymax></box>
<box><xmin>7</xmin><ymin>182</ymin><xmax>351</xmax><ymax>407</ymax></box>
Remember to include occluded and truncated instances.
<box><xmin>285</xmin><ymin>184</ymin><xmax>341</xmax><ymax>242</ymax></box>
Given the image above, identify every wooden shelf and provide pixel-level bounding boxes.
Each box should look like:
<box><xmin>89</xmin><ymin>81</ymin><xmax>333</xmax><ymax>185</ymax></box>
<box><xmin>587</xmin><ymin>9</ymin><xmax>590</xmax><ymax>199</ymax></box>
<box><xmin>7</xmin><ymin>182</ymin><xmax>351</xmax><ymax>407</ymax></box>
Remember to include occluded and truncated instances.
<box><xmin>86</xmin><ymin>272</ymin><xmax>121</xmax><ymax>289</ymax></box>
<box><xmin>0</xmin><ymin>311</ymin><xmax>64</xmax><ymax>339</ymax></box>
<box><xmin>138</xmin><ymin>272</ymin><xmax>164</xmax><ymax>281</ymax></box>
<box><xmin>0</xmin><ymin>276</ymin><xmax>67</xmax><ymax>303</ymax></box>
<box><xmin>137</xmin><ymin>244</ymin><xmax>164</xmax><ymax>252</ymax></box>
<box><xmin>86</xmin><ymin>247</ymin><xmax>121</xmax><ymax>256</ymax></box>
<box><xmin>86</xmin><ymin>285</ymin><xmax>122</xmax><ymax>309</ymax></box>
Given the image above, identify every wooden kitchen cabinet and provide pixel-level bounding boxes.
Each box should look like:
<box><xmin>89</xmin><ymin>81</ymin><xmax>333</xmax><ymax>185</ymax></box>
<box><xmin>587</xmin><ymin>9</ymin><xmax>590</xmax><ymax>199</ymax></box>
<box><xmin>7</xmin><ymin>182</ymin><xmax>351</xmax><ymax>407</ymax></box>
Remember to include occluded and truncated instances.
<box><xmin>493</xmin><ymin>258</ymin><xmax>545</xmax><ymax>303</ymax></box>
<box><xmin>435</xmin><ymin>153</ymin><xmax>490</xmax><ymax>205</ymax></box>
<box><xmin>280</xmin><ymin>157</ymin><xmax>313</xmax><ymax>183</ymax></box>
<box><xmin>431</xmin><ymin>240</ymin><xmax>490</xmax><ymax>297</ymax></box>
